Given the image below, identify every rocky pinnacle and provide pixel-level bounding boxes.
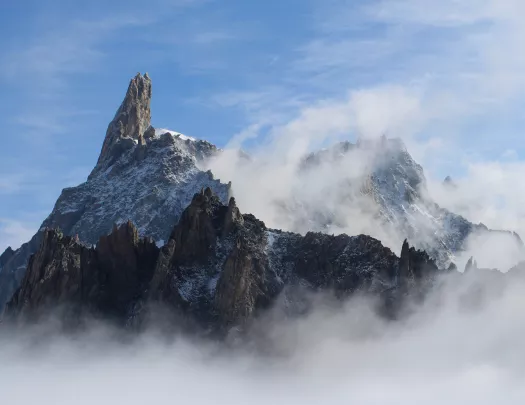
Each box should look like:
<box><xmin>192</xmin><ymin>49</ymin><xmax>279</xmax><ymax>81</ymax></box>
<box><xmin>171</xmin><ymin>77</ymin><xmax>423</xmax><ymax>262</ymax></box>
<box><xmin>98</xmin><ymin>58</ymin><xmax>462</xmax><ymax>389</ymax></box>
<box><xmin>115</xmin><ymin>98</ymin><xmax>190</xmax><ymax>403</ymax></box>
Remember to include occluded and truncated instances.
<box><xmin>94</xmin><ymin>73</ymin><xmax>152</xmax><ymax>171</ymax></box>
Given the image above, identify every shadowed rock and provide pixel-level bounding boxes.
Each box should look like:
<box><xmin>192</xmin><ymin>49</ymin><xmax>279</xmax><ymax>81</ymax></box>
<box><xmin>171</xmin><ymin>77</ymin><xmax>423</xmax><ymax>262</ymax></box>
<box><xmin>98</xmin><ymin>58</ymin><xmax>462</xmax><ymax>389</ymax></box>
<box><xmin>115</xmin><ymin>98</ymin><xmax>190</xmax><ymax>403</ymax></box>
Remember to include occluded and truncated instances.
<box><xmin>7</xmin><ymin>189</ymin><xmax>451</xmax><ymax>329</ymax></box>
<box><xmin>7</xmin><ymin>223</ymin><xmax>159</xmax><ymax>323</ymax></box>
<box><xmin>0</xmin><ymin>247</ymin><xmax>15</xmax><ymax>269</ymax></box>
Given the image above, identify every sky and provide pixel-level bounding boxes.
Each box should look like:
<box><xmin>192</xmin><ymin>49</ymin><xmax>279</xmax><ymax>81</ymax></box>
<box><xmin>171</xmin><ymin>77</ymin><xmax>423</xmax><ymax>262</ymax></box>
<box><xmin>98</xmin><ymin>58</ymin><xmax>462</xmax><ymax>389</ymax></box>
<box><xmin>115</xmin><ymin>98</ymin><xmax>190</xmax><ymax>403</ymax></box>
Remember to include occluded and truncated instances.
<box><xmin>1</xmin><ymin>0</ymin><xmax>525</xmax><ymax>251</ymax></box>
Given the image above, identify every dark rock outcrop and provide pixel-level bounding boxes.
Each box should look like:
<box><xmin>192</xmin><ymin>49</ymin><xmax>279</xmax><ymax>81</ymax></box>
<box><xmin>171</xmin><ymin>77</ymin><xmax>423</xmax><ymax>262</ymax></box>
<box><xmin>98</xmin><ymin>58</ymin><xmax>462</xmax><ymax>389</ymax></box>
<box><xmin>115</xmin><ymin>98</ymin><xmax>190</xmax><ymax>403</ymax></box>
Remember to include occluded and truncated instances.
<box><xmin>399</xmin><ymin>239</ymin><xmax>439</xmax><ymax>284</ymax></box>
<box><xmin>464</xmin><ymin>256</ymin><xmax>477</xmax><ymax>273</ymax></box>
<box><xmin>7</xmin><ymin>223</ymin><xmax>159</xmax><ymax>323</ymax></box>
<box><xmin>0</xmin><ymin>233</ymin><xmax>43</xmax><ymax>313</ymax></box>
<box><xmin>5</xmin><ymin>189</ymin><xmax>447</xmax><ymax>330</ymax></box>
<box><xmin>0</xmin><ymin>247</ymin><xmax>15</xmax><ymax>269</ymax></box>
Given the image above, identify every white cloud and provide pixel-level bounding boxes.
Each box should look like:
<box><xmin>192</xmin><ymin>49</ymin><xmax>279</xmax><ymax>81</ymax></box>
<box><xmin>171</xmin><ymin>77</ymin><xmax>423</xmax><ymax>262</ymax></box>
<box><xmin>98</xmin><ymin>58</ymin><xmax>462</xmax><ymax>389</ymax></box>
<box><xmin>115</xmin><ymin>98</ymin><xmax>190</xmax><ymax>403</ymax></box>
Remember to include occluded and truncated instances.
<box><xmin>2</xmin><ymin>272</ymin><xmax>525</xmax><ymax>404</ymax></box>
<box><xmin>202</xmin><ymin>0</ymin><xmax>525</xmax><ymax>271</ymax></box>
<box><xmin>0</xmin><ymin>219</ymin><xmax>37</xmax><ymax>251</ymax></box>
<box><xmin>430</xmin><ymin>160</ymin><xmax>525</xmax><ymax>236</ymax></box>
<box><xmin>218</xmin><ymin>0</ymin><xmax>525</xmax><ymax>152</ymax></box>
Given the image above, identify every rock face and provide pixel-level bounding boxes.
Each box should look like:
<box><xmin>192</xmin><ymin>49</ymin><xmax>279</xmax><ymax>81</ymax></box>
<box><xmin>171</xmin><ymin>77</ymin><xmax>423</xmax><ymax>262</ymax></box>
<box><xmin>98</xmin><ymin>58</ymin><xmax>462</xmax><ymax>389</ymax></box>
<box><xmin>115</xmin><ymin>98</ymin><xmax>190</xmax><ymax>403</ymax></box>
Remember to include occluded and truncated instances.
<box><xmin>0</xmin><ymin>233</ymin><xmax>43</xmax><ymax>312</ymax></box>
<box><xmin>95</xmin><ymin>72</ymin><xmax>153</xmax><ymax>170</ymax></box>
<box><xmin>0</xmin><ymin>74</ymin><xmax>229</xmax><ymax>311</ymax></box>
<box><xmin>6</xmin><ymin>189</ymin><xmax>444</xmax><ymax>329</ymax></box>
<box><xmin>399</xmin><ymin>239</ymin><xmax>439</xmax><ymax>282</ymax></box>
<box><xmin>7</xmin><ymin>223</ymin><xmax>159</xmax><ymax>322</ymax></box>
<box><xmin>0</xmin><ymin>247</ymin><xmax>14</xmax><ymax>270</ymax></box>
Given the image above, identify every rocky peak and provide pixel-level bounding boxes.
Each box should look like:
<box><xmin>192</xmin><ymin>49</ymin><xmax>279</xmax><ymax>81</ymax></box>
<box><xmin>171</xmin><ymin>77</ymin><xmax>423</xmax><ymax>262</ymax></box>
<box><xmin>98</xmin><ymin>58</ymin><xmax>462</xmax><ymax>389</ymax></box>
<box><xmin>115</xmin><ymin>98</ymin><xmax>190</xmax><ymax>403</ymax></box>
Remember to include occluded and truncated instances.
<box><xmin>6</xmin><ymin>229</ymin><xmax>91</xmax><ymax>319</ymax></box>
<box><xmin>94</xmin><ymin>73</ymin><xmax>152</xmax><ymax>171</ymax></box>
<box><xmin>168</xmin><ymin>187</ymin><xmax>226</xmax><ymax>264</ymax></box>
<box><xmin>443</xmin><ymin>175</ymin><xmax>457</xmax><ymax>189</ymax></box>
<box><xmin>96</xmin><ymin>221</ymin><xmax>159</xmax><ymax>314</ymax></box>
<box><xmin>399</xmin><ymin>239</ymin><xmax>439</xmax><ymax>285</ymax></box>
<box><xmin>223</xmin><ymin>197</ymin><xmax>244</xmax><ymax>237</ymax></box>
<box><xmin>464</xmin><ymin>256</ymin><xmax>478</xmax><ymax>273</ymax></box>
<box><xmin>7</xmin><ymin>222</ymin><xmax>159</xmax><ymax>321</ymax></box>
<box><xmin>166</xmin><ymin>188</ymin><xmax>244</xmax><ymax>263</ymax></box>
<box><xmin>0</xmin><ymin>247</ymin><xmax>15</xmax><ymax>269</ymax></box>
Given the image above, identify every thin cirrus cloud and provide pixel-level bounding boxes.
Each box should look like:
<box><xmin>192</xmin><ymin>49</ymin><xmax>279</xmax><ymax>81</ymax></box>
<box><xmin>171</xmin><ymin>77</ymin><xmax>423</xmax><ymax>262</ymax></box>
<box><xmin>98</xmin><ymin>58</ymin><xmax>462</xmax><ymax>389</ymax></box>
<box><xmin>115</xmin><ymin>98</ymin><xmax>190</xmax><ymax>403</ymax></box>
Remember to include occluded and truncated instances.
<box><xmin>223</xmin><ymin>0</ymin><xmax>525</xmax><ymax>147</ymax></box>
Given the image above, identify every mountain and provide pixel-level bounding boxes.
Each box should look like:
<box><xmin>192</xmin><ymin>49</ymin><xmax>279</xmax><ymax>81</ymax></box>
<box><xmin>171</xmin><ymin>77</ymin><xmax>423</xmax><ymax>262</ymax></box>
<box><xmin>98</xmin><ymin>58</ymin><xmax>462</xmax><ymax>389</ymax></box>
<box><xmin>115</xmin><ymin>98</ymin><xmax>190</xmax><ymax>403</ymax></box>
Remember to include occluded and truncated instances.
<box><xmin>1</xmin><ymin>72</ymin><xmax>523</xmax><ymax>315</ymax></box>
<box><xmin>287</xmin><ymin>136</ymin><xmax>525</xmax><ymax>267</ymax></box>
<box><xmin>44</xmin><ymin>73</ymin><xmax>229</xmax><ymax>245</ymax></box>
<box><xmin>6</xmin><ymin>188</ymin><xmax>441</xmax><ymax>328</ymax></box>
<box><xmin>0</xmin><ymin>73</ymin><xmax>229</xmax><ymax>311</ymax></box>
<box><xmin>0</xmin><ymin>248</ymin><xmax>14</xmax><ymax>269</ymax></box>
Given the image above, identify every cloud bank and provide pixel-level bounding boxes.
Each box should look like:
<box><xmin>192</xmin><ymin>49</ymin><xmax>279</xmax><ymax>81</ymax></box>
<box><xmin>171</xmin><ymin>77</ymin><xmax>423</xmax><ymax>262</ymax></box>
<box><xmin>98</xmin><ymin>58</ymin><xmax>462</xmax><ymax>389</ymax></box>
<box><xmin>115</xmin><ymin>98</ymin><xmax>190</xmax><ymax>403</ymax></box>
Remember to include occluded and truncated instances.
<box><xmin>2</xmin><ymin>270</ymin><xmax>525</xmax><ymax>404</ymax></box>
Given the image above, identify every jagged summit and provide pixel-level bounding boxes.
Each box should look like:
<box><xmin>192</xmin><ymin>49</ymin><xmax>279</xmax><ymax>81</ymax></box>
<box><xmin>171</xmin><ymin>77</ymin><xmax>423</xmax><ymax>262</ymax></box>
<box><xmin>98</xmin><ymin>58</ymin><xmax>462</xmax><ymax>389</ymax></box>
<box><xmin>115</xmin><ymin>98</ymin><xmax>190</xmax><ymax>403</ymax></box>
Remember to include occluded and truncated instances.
<box><xmin>0</xmin><ymin>73</ymin><xmax>229</xmax><ymax>311</ymax></box>
<box><xmin>0</xmin><ymin>247</ymin><xmax>15</xmax><ymax>270</ymax></box>
<box><xmin>1</xmin><ymin>73</ymin><xmax>524</xmax><ymax>318</ymax></box>
<box><xmin>41</xmin><ymin>73</ymin><xmax>229</xmax><ymax>245</ymax></box>
<box><xmin>292</xmin><ymin>136</ymin><xmax>524</xmax><ymax>268</ymax></box>
<box><xmin>443</xmin><ymin>175</ymin><xmax>457</xmax><ymax>189</ymax></box>
<box><xmin>94</xmin><ymin>72</ymin><xmax>153</xmax><ymax>172</ymax></box>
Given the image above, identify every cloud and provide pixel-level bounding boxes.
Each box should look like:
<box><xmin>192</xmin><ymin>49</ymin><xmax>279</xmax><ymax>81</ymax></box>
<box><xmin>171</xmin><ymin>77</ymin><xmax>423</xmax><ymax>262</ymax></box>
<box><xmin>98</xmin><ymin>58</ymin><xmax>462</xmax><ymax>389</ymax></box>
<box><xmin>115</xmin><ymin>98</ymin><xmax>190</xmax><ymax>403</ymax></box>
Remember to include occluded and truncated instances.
<box><xmin>2</xmin><ymin>271</ymin><xmax>525</xmax><ymax>404</ymax></box>
<box><xmin>212</xmin><ymin>0</ymin><xmax>525</xmax><ymax>154</ymax></box>
<box><xmin>206</xmin><ymin>90</ymin><xmax>420</xmax><ymax>253</ymax></box>
<box><xmin>198</xmin><ymin>0</ymin><xmax>525</xmax><ymax>272</ymax></box>
<box><xmin>0</xmin><ymin>219</ymin><xmax>38</xmax><ymax>251</ymax></box>
<box><xmin>430</xmin><ymin>160</ymin><xmax>525</xmax><ymax>235</ymax></box>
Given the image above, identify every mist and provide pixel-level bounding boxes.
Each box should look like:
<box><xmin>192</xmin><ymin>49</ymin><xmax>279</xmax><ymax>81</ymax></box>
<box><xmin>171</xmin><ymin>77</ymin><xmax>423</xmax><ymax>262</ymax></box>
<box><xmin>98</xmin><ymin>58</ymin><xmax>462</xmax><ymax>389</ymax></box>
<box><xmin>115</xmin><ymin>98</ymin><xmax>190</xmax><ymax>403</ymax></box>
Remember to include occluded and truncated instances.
<box><xmin>206</xmin><ymin>117</ymin><xmax>525</xmax><ymax>272</ymax></box>
<box><xmin>2</xmin><ymin>269</ymin><xmax>525</xmax><ymax>404</ymax></box>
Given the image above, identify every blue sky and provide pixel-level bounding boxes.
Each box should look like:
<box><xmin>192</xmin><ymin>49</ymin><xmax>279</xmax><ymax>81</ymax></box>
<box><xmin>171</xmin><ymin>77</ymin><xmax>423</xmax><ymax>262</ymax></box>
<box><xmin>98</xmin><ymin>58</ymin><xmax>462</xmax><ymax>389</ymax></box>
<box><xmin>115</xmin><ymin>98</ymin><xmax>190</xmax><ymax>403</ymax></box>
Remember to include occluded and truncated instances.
<box><xmin>1</xmin><ymin>0</ymin><xmax>525</xmax><ymax>251</ymax></box>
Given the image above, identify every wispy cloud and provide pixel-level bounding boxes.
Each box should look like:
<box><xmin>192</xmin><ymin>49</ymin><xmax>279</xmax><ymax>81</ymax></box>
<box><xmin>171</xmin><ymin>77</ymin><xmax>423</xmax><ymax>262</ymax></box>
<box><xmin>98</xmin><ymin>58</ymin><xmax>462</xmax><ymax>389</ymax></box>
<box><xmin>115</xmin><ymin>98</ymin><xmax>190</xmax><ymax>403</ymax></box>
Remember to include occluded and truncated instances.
<box><xmin>0</xmin><ymin>219</ymin><xmax>38</xmax><ymax>251</ymax></box>
<box><xmin>191</xmin><ymin>31</ymin><xmax>236</xmax><ymax>45</ymax></box>
<box><xmin>3</xmin><ymin>16</ymin><xmax>149</xmax><ymax>91</ymax></box>
<box><xmin>199</xmin><ymin>0</ymin><xmax>525</xmax><ymax>214</ymax></box>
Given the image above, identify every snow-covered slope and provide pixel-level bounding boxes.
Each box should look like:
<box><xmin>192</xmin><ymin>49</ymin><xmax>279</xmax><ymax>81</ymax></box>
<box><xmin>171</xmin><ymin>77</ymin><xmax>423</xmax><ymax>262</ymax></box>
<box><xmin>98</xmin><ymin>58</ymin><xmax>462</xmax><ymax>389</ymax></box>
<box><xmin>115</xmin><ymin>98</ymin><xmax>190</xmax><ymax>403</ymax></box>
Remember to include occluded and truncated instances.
<box><xmin>155</xmin><ymin>128</ymin><xmax>196</xmax><ymax>142</ymax></box>
<box><xmin>41</xmin><ymin>73</ymin><xmax>229</xmax><ymax>245</ymax></box>
<box><xmin>41</xmin><ymin>129</ymin><xmax>229</xmax><ymax>245</ymax></box>
<box><xmin>298</xmin><ymin>136</ymin><xmax>524</xmax><ymax>267</ymax></box>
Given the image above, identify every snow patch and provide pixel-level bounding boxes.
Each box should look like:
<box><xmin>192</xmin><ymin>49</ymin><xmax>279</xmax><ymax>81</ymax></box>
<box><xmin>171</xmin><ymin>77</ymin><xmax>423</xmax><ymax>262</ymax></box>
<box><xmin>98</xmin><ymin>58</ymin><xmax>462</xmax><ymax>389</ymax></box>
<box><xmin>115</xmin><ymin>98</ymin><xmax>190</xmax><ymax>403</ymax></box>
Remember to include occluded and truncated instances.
<box><xmin>155</xmin><ymin>128</ymin><xmax>196</xmax><ymax>142</ymax></box>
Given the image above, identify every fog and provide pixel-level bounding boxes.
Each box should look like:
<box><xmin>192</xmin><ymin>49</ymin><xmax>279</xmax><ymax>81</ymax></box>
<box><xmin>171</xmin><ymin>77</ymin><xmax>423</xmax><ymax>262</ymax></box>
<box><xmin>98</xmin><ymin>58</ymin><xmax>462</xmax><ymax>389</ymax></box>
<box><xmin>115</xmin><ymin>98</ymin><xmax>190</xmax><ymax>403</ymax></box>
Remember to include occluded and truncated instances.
<box><xmin>206</xmin><ymin>116</ymin><xmax>525</xmax><ymax>272</ymax></box>
<box><xmin>2</xmin><ymin>271</ymin><xmax>525</xmax><ymax>404</ymax></box>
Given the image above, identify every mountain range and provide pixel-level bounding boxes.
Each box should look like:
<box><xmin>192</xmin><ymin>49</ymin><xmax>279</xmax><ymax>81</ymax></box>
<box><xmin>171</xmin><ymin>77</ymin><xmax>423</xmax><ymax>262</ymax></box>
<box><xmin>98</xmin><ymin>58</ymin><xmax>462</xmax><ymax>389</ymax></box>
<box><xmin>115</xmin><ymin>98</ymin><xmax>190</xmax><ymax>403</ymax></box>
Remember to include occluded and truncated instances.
<box><xmin>1</xmin><ymin>73</ymin><xmax>523</xmax><ymax>328</ymax></box>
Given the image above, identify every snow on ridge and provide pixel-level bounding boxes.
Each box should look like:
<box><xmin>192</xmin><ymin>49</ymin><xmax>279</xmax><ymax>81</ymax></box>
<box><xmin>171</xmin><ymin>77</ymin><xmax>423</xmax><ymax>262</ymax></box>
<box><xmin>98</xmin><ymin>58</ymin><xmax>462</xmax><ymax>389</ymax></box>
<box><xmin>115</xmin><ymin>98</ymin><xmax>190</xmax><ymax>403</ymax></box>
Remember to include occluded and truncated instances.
<box><xmin>155</xmin><ymin>127</ymin><xmax>196</xmax><ymax>142</ymax></box>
